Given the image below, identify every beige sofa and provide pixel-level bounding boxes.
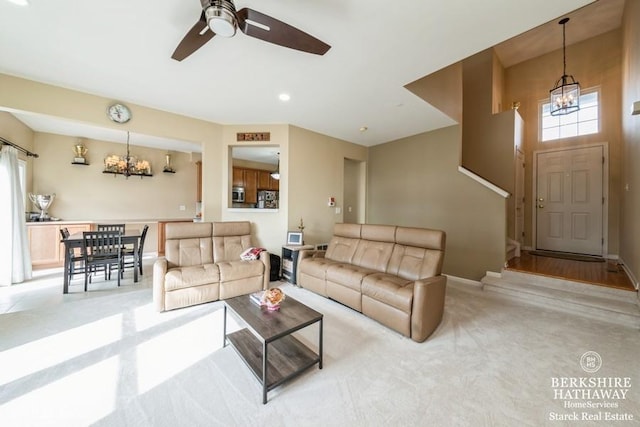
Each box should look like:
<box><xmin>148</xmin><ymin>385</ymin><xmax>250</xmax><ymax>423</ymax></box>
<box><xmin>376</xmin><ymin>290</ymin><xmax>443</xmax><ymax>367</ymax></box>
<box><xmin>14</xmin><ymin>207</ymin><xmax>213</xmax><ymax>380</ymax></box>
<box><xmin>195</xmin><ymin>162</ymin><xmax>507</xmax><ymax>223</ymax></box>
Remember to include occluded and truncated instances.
<box><xmin>153</xmin><ymin>221</ymin><xmax>270</xmax><ymax>312</ymax></box>
<box><xmin>297</xmin><ymin>223</ymin><xmax>446</xmax><ymax>342</ymax></box>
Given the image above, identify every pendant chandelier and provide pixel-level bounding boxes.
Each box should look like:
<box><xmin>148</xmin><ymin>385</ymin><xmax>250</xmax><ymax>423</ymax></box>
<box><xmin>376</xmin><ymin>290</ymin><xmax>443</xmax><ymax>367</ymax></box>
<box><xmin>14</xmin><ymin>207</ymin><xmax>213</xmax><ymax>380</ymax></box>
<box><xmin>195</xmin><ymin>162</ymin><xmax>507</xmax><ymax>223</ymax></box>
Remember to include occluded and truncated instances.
<box><xmin>549</xmin><ymin>17</ymin><xmax>580</xmax><ymax>116</ymax></box>
<box><xmin>103</xmin><ymin>131</ymin><xmax>152</xmax><ymax>178</ymax></box>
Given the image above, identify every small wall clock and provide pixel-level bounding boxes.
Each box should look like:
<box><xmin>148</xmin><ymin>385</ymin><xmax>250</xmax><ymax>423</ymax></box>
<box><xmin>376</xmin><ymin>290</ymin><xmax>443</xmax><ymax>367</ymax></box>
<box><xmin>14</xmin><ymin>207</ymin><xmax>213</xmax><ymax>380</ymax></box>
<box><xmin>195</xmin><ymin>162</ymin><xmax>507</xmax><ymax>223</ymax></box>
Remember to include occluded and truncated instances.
<box><xmin>107</xmin><ymin>103</ymin><xmax>131</xmax><ymax>124</ymax></box>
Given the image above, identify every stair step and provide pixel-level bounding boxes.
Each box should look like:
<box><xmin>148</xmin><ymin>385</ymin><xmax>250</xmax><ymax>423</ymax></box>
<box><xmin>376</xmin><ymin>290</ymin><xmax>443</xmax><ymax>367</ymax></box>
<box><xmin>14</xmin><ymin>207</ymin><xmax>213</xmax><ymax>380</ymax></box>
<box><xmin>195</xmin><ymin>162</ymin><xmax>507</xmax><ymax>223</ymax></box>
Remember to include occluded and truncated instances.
<box><xmin>481</xmin><ymin>273</ymin><xmax>640</xmax><ymax>329</ymax></box>
<box><xmin>502</xmin><ymin>269</ymin><xmax>635</xmax><ymax>303</ymax></box>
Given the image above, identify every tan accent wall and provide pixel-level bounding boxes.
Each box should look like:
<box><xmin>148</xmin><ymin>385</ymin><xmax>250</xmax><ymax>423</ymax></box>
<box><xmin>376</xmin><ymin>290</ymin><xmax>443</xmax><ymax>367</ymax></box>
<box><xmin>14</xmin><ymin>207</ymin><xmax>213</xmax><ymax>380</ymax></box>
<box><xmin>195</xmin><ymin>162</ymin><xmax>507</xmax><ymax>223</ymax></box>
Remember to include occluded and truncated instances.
<box><xmin>462</xmin><ymin>49</ymin><xmax>519</xmax><ymax>196</ymax></box>
<box><xmin>504</xmin><ymin>29</ymin><xmax>623</xmax><ymax>255</ymax></box>
<box><xmin>0</xmin><ymin>73</ymin><xmax>222</xmax><ymax>222</ymax></box>
<box><xmin>31</xmin><ymin>132</ymin><xmax>198</xmax><ymax>221</ymax></box>
<box><xmin>367</xmin><ymin>125</ymin><xmax>506</xmax><ymax>280</ymax></box>
<box><xmin>621</xmin><ymin>0</ymin><xmax>640</xmax><ymax>287</ymax></box>
<box><xmin>289</xmin><ymin>126</ymin><xmax>368</xmax><ymax>247</ymax></box>
<box><xmin>405</xmin><ymin>62</ymin><xmax>462</xmax><ymax>123</ymax></box>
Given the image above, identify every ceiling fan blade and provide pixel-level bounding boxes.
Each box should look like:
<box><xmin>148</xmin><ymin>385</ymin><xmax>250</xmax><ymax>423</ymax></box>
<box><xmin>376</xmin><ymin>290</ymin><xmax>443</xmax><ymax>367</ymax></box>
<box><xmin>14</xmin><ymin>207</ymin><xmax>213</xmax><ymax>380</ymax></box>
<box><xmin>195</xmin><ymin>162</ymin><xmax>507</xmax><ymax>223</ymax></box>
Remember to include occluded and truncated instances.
<box><xmin>171</xmin><ymin>12</ymin><xmax>215</xmax><ymax>61</ymax></box>
<box><xmin>236</xmin><ymin>8</ymin><xmax>330</xmax><ymax>55</ymax></box>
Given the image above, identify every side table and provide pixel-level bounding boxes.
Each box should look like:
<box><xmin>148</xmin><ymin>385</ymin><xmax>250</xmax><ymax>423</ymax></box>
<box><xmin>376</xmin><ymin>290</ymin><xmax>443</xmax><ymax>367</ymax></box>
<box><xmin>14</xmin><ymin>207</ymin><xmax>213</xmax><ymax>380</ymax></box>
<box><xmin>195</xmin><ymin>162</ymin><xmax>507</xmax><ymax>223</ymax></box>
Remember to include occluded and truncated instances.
<box><xmin>281</xmin><ymin>244</ymin><xmax>314</xmax><ymax>285</ymax></box>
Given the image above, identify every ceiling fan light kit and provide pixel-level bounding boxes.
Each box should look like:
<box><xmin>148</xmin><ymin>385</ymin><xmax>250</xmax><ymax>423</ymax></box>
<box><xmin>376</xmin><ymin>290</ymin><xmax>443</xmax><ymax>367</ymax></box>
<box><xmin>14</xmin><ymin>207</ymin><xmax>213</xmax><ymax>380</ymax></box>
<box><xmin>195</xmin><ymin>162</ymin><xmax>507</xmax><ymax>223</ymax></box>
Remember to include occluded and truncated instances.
<box><xmin>172</xmin><ymin>0</ymin><xmax>330</xmax><ymax>61</ymax></box>
<box><xmin>204</xmin><ymin>0</ymin><xmax>237</xmax><ymax>37</ymax></box>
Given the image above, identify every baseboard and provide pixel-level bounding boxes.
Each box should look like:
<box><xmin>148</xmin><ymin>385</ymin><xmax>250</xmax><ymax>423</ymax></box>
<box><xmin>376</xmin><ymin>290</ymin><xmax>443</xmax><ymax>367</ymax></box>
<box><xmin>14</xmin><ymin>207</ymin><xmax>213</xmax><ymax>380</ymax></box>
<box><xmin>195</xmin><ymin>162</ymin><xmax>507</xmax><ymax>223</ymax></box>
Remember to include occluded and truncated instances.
<box><xmin>444</xmin><ymin>274</ymin><xmax>483</xmax><ymax>289</ymax></box>
<box><xmin>618</xmin><ymin>257</ymin><xmax>639</xmax><ymax>291</ymax></box>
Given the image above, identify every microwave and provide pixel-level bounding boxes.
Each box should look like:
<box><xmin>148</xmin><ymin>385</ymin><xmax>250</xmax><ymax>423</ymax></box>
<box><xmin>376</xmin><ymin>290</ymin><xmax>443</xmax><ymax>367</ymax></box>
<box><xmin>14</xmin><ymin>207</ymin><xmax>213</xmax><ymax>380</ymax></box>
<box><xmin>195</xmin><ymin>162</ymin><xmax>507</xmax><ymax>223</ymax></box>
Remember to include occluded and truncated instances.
<box><xmin>232</xmin><ymin>187</ymin><xmax>245</xmax><ymax>203</ymax></box>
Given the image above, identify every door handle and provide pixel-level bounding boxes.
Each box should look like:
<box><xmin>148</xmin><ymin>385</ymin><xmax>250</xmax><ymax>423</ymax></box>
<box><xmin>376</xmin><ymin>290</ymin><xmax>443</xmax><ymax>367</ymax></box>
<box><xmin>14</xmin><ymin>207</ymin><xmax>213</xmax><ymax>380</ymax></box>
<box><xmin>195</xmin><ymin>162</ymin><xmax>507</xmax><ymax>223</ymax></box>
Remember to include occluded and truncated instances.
<box><xmin>538</xmin><ymin>204</ymin><xmax>544</xmax><ymax>208</ymax></box>
<box><xmin>538</xmin><ymin>197</ymin><xmax>544</xmax><ymax>202</ymax></box>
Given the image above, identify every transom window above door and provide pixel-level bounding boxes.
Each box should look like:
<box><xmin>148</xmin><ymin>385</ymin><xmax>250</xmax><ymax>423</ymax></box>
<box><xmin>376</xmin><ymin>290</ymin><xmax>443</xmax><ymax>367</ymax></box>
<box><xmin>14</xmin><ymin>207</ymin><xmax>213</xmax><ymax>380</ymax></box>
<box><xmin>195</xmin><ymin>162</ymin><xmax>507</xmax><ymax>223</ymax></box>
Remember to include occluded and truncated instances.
<box><xmin>540</xmin><ymin>89</ymin><xmax>599</xmax><ymax>142</ymax></box>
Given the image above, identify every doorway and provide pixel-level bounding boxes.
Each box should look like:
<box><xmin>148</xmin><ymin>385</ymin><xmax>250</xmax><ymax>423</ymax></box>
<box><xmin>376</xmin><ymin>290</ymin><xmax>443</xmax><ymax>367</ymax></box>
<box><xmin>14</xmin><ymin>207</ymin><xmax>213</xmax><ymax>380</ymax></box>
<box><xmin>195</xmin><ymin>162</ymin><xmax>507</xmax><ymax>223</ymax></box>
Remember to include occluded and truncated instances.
<box><xmin>343</xmin><ymin>158</ymin><xmax>366</xmax><ymax>224</ymax></box>
<box><xmin>534</xmin><ymin>145</ymin><xmax>605</xmax><ymax>256</ymax></box>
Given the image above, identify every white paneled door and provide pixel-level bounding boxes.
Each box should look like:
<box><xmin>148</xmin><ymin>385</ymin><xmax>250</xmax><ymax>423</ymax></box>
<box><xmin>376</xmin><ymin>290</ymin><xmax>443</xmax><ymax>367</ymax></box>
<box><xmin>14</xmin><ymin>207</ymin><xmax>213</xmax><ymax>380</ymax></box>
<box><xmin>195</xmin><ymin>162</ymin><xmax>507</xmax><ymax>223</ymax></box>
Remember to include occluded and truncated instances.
<box><xmin>536</xmin><ymin>146</ymin><xmax>604</xmax><ymax>256</ymax></box>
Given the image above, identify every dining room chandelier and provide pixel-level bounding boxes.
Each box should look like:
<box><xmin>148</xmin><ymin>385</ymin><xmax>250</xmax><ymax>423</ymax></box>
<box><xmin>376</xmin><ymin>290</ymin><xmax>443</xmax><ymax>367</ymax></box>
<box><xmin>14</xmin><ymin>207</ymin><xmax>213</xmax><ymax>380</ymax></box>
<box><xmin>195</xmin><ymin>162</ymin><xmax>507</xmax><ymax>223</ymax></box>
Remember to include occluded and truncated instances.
<box><xmin>549</xmin><ymin>17</ymin><xmax>580</xmax><ymax>116</ymax></box>
<box><xmin>103</xmin><ymin>131</ymin><xmax>152</xmax><ymax>178</ymax></box>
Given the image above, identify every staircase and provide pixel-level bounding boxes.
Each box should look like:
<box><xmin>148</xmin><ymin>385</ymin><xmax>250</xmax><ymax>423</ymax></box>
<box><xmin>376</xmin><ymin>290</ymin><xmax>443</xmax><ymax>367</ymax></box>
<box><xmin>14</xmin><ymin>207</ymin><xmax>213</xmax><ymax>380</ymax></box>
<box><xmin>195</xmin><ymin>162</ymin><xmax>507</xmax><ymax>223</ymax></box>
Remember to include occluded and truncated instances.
<box><xmin>482</xmin><ymin>269</ymin><xmax>640</xmax><ymax>329</ymax></box>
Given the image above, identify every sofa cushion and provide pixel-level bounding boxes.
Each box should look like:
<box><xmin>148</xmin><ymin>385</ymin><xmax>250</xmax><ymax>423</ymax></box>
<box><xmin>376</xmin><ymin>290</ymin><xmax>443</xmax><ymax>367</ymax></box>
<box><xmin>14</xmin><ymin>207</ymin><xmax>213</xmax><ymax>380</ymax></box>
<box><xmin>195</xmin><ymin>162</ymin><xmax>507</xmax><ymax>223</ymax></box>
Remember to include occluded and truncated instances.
<box><xmin>165</xmin><ymin>237</ymin><xmax>214</xmax><ymax>269</ymax></box>
<box><xmin>351</xmin><ymin>239</ymin><xmax>394</xmax><ymax>272</ymax></box>
<box><xmin>360</xmin><ymin>224</ymin><xmax>396</xmax><ymax>243</ymax></box>
<box><xmin>326</xmin><ymin>263</ymin><xmax>377</xmax><ymax>292</ymax></box>
<box><xmin>213</xmin><ymin>235</ymin><xmax>253</xmax><ymax>263</ymax></box>
<box><xmin>361</xmin><ymin>272</ymin><xmax>413</xmax><ymax>313</ymax></box>
<box><xmin>299</xmin><ymin>256</ymin><xmax>339</xmax><ymax>279</ymax></box>
<box><xmin>325</xmin><ymin>236</ymin><xmax>360</xmax><ymax>263</ymax></box>
<box><xmin>217</xmin><ymin>259</ymin><xmax>265</xmax><ymax>282</ymax></box>
<box><xmin>387</xmin><ymin>245</ymin><xmax>442</xmax><ymax>281</ymax></box>
<box><xmin>165</xmin><ymin>264</ymin><xmax>220</xmax><ymax>291</ymax></box>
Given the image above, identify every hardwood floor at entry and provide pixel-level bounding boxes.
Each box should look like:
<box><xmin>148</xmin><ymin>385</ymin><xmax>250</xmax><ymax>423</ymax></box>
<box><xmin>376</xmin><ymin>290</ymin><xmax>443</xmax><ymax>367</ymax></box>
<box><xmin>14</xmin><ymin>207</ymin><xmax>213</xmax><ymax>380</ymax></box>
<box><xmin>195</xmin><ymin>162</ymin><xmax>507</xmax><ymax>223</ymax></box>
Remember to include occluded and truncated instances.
<box><xmin>506</xmin><ymin>251</ymin><xmax>636</xmax><ymax>291</ymax></box>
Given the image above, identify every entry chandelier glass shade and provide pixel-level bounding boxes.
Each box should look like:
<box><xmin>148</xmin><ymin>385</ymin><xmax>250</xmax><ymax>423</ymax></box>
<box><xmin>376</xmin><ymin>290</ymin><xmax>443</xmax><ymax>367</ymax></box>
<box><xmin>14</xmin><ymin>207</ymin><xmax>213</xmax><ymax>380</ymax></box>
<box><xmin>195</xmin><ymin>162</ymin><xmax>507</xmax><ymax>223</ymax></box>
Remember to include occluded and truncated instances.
<box><xmin>270</xmin><ymin>152</ymin><xmax>280</xmax><ymax>180</ymax></box>
<box><xmin>204</xmin><ymin>0</ymin><xmax>237</xmax><ymax>37</ymax></box>
<box><xmin>103</xmin><ymin>132</ymin><xmax>152</xmax><ymax>178</ymax></box>
<box><xmin>549</xmin><ymin>18</ymin><xmax>580</xmax><ymax>116</ymax></box>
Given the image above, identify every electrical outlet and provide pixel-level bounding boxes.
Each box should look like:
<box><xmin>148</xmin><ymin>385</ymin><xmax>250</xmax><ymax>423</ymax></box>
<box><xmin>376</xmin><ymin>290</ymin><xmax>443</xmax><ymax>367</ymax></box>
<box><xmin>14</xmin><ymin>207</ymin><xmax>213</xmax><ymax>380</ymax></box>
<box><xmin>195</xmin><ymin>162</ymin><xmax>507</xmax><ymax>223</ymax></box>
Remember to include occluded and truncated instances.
<box><xmin>179</xmin><ymin>205</ymin><xmax>186</xmax><ymax>211</ymax></box>
<box><xmin>335</xmin><ymin>207</ymin><xmax>341</xmax><ymax>214</ymax></box>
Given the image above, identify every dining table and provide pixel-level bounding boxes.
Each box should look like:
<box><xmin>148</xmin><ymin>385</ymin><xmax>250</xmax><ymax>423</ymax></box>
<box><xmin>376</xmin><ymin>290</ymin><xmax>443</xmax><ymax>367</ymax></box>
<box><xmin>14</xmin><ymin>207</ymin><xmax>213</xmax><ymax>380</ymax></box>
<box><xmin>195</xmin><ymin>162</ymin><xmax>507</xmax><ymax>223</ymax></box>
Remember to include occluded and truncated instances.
<box><xmin>62</xmin><ymin>228</ymin><xmax>141</xmax><ymax>294</ymax></box>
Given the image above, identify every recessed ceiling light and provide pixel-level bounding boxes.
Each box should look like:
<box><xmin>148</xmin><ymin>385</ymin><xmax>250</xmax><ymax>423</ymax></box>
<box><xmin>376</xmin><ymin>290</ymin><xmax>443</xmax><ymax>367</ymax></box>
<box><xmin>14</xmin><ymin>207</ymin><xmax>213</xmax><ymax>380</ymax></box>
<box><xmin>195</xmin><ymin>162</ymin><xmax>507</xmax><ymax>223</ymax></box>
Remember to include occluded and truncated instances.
<box><xmin>7</xmin><ymin>0</ymin><xmax>29</xmax><ymax>5</ymax></box>
<box><xmin>359</xmin><ymin>126</ymin><xmax>368</xmax><ymax>132</ymax></box>
<box><xmin>279</xmin><ymin>93</ymin><xmax>290</xmax><ymax>102</ymax></box>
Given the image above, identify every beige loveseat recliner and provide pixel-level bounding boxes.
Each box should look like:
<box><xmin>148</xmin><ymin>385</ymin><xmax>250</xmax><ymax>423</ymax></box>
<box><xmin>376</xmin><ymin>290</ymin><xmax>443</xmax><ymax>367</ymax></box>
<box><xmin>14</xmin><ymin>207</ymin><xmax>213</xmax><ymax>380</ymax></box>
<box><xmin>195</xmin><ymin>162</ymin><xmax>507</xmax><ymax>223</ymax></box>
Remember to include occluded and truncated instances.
<box><xmin>153</xmin><ymin>221</ymin><xmax>270</xmax><ymax>312</ymax></box>
<box><xmin>297</xmin><ymin>223</ymin><xmax>446</xmax><ymax>342</ymax></box>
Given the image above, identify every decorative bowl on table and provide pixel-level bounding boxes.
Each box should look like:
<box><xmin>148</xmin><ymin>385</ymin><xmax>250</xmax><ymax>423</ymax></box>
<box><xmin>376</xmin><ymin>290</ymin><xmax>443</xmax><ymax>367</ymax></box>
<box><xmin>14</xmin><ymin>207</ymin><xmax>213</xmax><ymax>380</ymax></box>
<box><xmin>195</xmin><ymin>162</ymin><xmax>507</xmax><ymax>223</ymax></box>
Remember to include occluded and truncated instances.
<box><xmin>262</xmin><ymin>287</ymin><xmax>286</xmax><ymax>311</ymax></box>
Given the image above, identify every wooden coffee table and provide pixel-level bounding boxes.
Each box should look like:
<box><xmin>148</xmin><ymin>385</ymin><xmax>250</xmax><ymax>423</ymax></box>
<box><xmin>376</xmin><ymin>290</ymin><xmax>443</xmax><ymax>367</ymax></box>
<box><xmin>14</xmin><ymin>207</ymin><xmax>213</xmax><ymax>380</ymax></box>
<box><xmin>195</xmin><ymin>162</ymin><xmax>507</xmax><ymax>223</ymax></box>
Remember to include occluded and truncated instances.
<box><xmin>223</xmin><ymin>294</ymin><xmax>323</xmax><ymax>404</ymax></box>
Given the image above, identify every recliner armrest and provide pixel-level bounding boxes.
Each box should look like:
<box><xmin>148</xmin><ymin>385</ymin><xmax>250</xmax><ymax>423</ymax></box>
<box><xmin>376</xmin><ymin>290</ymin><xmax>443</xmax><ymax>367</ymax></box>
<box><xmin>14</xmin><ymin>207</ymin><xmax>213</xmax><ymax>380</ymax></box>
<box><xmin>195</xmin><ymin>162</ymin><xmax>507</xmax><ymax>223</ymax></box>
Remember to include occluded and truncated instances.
<box><xmin>410</xmin><ymin>275</ymin><xmax>447</xmax><ymax>342</ymax></box>
<box><xmin>258</xmin><ymin>250</ymin><xmax>270</xmax><ymax>290</ymax></box>
<box><xmin>153</xmin><ymin>257</ymin><xmax>168</xmax><ymax>312</ymax></box>
<box><xmin>298</xmin><ymin>249</ymin><xmax>325</xmax><ymax>262</ymax></box>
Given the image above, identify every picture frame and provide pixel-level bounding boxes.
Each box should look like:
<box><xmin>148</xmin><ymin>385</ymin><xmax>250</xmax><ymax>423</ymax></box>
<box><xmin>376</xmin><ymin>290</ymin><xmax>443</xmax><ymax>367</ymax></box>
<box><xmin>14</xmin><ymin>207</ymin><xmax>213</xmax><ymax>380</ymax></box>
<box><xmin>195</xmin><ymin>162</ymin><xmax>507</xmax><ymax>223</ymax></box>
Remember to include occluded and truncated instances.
<box><xmin>286</xmin><ymin>231</ymin><xmax>304</xmax><ymax>245</ymax></box>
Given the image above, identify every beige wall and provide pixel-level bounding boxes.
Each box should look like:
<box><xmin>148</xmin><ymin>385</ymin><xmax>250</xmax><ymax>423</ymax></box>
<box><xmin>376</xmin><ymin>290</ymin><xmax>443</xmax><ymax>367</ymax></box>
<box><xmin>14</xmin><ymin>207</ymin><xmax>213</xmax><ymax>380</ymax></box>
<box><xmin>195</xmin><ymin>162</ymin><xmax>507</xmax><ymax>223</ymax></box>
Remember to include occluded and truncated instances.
<box><xmin>461</xmin><ymin>49</ymin><xmax>518</xmax><ymax>196</ymax></box>
<box><xmin>289</xmin><ymin>126</ymin><xmax>368</xmax><ymax>247</ymax></box>
<box><xmin>504</xmin><ymin>29</ymin><xmax>623</xmax><ymax>255</ymax></box>
<box><xmin>31</xmin><ymin>133</ymin><xmax>198</xmax><ymax>221</ymax></box>
<box><xmin>367</xmin><ymin>125</ymin><xmax>506</xmax><ymax>280</ymax></box>
<box><xmin>621</xmin><ymin>0</ymin><xmax>640</xmax><ymax>287</ymax></box>
<box><xmin>0</xmin><ymin>73</ymin><xmax>222</xmax><ymax>221</ymax></box>
<box><xmin>405</xmin><ymin>62</ymin><xmax>462</xmax><ymax>123</ymax></box>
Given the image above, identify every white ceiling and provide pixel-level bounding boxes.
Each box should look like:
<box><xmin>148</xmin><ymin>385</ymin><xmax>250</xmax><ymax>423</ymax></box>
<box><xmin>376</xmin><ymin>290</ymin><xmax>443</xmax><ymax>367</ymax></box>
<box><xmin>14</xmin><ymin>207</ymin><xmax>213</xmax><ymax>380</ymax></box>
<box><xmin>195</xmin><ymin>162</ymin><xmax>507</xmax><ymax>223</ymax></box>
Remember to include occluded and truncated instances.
<box><xmin>0</xmin><ymin>0</ymin><xmax>601</xmax><ymax>153</ymax></box>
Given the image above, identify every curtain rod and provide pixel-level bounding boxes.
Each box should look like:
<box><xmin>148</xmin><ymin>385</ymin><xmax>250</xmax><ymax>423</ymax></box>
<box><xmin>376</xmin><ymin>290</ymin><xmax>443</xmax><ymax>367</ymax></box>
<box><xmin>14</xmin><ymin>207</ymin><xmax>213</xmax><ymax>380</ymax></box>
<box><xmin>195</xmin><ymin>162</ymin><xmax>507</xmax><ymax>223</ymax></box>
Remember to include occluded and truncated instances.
<box><xmin>0</xmin><ymin>136</ymin><xmax>39</xmax><ymax>158</ymax></box>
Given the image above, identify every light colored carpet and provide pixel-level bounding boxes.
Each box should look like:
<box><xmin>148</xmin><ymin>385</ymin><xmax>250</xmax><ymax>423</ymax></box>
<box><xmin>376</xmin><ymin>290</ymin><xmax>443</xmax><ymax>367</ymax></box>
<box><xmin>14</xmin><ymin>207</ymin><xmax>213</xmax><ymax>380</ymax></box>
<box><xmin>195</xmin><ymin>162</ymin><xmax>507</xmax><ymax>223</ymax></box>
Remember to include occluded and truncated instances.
<box><xmin>0</xmin><ymin>273</ymin><xmax>638</xmax><ymax>426</ymax></box>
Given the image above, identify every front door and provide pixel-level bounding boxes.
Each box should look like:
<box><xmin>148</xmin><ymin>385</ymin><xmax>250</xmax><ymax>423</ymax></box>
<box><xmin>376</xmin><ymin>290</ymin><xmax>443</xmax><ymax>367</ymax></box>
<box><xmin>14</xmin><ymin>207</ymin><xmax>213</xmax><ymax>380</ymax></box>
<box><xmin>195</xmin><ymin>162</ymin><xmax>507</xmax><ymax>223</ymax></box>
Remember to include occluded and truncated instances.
<box><xmin>536</xmin><ymin>146</ymin><xmax>603</xmax><ymax>256</ymax></box>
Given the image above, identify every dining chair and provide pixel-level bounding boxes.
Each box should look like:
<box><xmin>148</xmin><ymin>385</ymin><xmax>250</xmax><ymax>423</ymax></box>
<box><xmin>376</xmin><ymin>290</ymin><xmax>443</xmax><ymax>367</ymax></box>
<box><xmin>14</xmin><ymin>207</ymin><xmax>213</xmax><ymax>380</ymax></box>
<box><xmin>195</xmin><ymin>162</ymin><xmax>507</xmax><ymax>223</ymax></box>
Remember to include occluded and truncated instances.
<box><xmin>81</xmin><ymin>231</ymin><xmax>122</xmax><ymax>291</ymax></box>
<box><xmin>60</xmin><ymin>227</ymin><xmax>85</xmax><ymax>283</ymax></box>
<box><xmin>121</xmin><ymin>224</ymin><xmax>149</xmax><ymax>277</ymax></box>
<box><xmin>97</xmin><ymin>224</ymin><xmax>125</xmax><ymax>233</ymax></box>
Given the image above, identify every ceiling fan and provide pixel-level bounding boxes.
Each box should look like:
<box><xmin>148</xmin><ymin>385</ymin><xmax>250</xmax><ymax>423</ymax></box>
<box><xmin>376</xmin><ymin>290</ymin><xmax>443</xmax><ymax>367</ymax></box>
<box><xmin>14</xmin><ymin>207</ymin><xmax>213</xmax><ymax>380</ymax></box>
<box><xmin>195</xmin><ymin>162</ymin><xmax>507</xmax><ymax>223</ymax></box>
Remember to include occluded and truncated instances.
<box><xmin>172</xmin><ymin>0</ymin><xmax>331</xmax><ymax>61</ymax></box>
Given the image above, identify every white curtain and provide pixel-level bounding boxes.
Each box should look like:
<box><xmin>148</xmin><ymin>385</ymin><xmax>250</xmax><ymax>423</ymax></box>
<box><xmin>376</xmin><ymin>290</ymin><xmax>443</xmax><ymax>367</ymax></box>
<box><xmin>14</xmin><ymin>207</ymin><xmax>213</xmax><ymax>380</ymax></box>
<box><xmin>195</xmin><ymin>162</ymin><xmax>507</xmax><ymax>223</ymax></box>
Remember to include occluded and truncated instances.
<box><xmin>0</xmin><ymin>145</ymin><xmax>32</xmax><ymax>286</ymax></box>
